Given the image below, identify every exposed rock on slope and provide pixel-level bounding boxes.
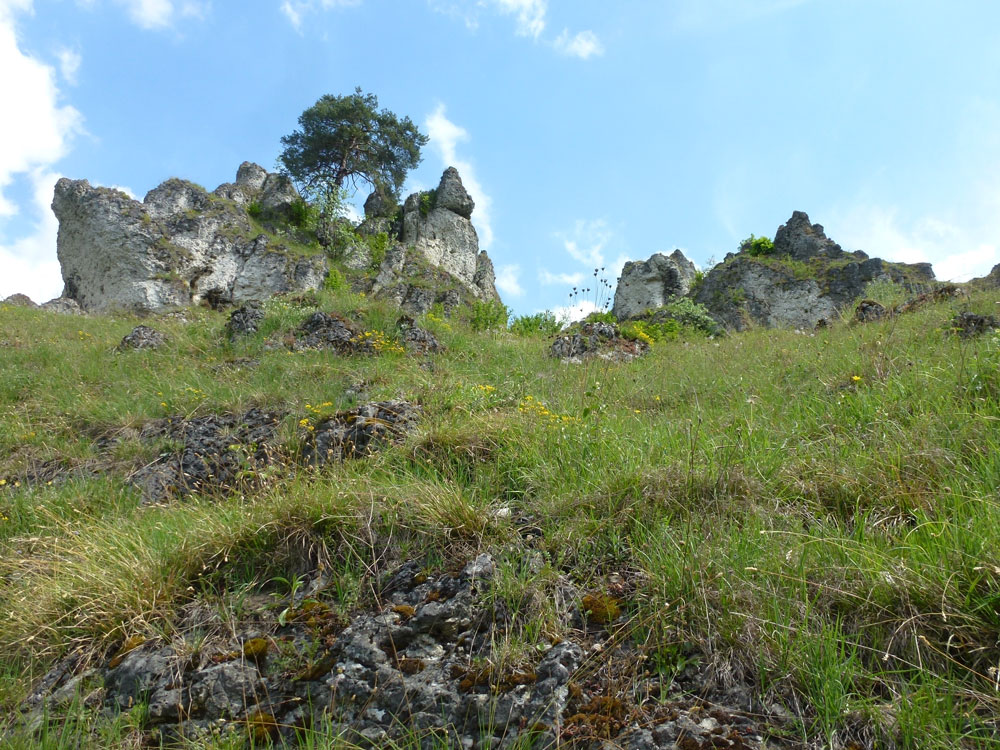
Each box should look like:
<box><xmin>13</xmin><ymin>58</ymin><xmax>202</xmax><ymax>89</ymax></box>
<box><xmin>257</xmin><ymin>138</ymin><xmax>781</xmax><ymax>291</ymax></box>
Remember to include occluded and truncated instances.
<box><xmin>371</xmin><ymin>167</ymin><xmax>500</xmax><ymax>314</ymax></box>
<box><xmin>550</xmin><ymin>322</ymin><xmax>650</xmax><ymax>363</ymax></box>
<box><xmin>612</xmin><ymin>250</ymin><xmax>697</xmax><ymax>320</ymax></box>
<box><xmin>694</xmin><ymin>211</ymin><xmax>936</xmax><ymax>330</ymax></box>
<box><xmin>53</xmin><ymin>163</ymin><xmax>327</xmax><ymax>313</ymax></box>
<box><xmin>22</xmin><ymin>554</ymin><xmax>778</xmax><ymax>748</ymax></box>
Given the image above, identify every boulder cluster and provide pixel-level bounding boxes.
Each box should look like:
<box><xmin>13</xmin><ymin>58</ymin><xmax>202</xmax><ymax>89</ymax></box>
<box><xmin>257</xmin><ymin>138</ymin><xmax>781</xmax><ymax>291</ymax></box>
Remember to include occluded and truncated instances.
<box><xmin>46</xmin><ymin>162</ymin><xmax>500</xmax><ymax>317</ymax></box>
<box><xmin>52</xmin><ymin>163</ymin><xmax>328</xmax><ymax>313</ymax></box>
<box><xmin>611</xmin><ymin>210</ymin><xmax>940</xmax><ymax>331</ymax></box>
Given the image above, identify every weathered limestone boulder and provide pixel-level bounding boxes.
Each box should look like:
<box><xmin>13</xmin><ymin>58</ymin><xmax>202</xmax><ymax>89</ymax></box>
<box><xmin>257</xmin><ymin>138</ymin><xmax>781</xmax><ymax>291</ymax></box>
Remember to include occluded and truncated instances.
<box><xmin>371</xmin><ymin>167</ymin><xmax>499</xmax><ymax>310</ymax></box>
<box><xmin>612</xmin><ymin>250</ymin><xmax>697</xmax><ymax>320</ymax></box>
<box><xmin>53</xmin><ymin>164</ymin><xmax>327</xmax><ymax>313</ymax></box>
<box><xmin>693</xmin><ymin>211</ymin><xmax>936</xmax><ymax>331</ymax></box>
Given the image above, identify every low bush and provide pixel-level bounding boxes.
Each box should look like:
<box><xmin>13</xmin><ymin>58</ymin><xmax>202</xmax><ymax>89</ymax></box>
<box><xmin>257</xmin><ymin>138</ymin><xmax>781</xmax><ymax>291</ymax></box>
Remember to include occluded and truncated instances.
<box><xmin>509</xmin><ymin>311</ymin><xmax>562</xmax><ymax>337</ymax></box>
<box><xmin>470</xmin><ymin>300</ymin><xmax>510</xmax><ymax>331</ymax></box>
<box><xmin>741</xmin><ymin>234</ymin><xmax>775</xmax><ymax>256</ymax></box>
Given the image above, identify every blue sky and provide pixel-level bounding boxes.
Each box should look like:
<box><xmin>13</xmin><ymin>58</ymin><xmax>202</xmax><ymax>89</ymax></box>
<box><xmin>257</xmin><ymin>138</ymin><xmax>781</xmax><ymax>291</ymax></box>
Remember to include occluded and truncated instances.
<box><xmin>3</xmin><ymin>0</ymin><xmax>1000</xmax><ymax>316</ymax></box>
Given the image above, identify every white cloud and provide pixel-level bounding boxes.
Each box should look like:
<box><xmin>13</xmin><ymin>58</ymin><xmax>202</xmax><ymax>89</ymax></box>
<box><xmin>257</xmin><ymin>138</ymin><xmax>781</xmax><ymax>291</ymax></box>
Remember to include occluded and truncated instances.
<box><xmin>280</xmin><ymin>0</ymin><xmax>302</xmax><ymax>29</ymax></box>
<box><xmin>427</xmin><ymin>0</ymin><xmax>601</xmax><ymax>58</ymax></box>
<box><xmin>0</xmin><ymin>3</ymin><xmax>81</xmax><ymax>300</ymax></box>
<box><xmin>832</xmin><ymin>204</ymin><xmax>1000</xmax><ymax>283</ymax></box>
<box><xmin>0</xmin><ymin>3</ymin><xmax>81</xmax><ymax>216</ymax></box>
<box><xmin>539</xmin><ymin>269</ymin><xmax>584</xmax><ymax>286</ymax></box>
<box><xmin>495</xmin><ymin>264</ymin><xmax>523</xmax><ymax>297</ymax></box>
<box><xmin>280</xmin><ymin>0</ymin><xmax>361</xmax><ymax>31</ymax></box>
<box><xmin>118</xmin><ymin>0</ymin><xmax>174</xmax><ymax>28</ymax></box>
<box><xmin>56</xmin><ymin>47</ymin><xmax>81</xmax><ymax>85</ymax></box>
<box><xmin>0</xmin><ymin>169</ymin><xmax>65</xmax><ymax>302</ymax></box>
<box><xmin>551</xmin><ymin>300</ymin><xmax>598</xmax><ymax>324</ymax></box>
<box><xmin>553</xmin><ymin>29</ymin><xmax>602</xmax><ymax>59</ymax></box>
<box><xmin>94</xmin><ymin>0</ymin><xmax>209</xmax><ymax>29</ymax></box>
<box><xmin>424</xmin><ymin>103</ymin><xmax>495</xmax><ymax>249</ymax></box>
<box><xmin>558</xmin><ymin>219</ymin><xmax>613</xmax><ymax>268</ymax></box>
<box><xmin>492</xmin><ymin>0</ymin><xmax>546</xmax><ymax>38</ymax></box>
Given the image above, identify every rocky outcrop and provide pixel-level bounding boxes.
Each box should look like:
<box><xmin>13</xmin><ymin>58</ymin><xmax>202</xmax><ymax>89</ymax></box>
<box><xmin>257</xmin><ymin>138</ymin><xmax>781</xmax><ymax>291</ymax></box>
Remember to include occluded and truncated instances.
<box><xmin>550</xmin><ymin>322</ymin><xmax>649</xmax><ymax>364</ymax></box>
<box><xmin>53</xmin><ymin>164</ymin><xmax>327</xmax><ymax>313</ymax></box>
<box><xmin>2</xmin><ymin>293</ymin><xmax>37</xmax><ymax>307</ymax></box>
<box><xmin>22</xmin><ymin>553</ymin><xmax>780</xmax><ymax>748</ymax></box>
<box><xmin>694</xmin><ymin>211</ymin><xmax>937</xmax><ymax>331</ymax></box>
<box><xmin>773</xmin><ymin>210</ymin><xmax>847</xmax><ymax>261</ymax></box>
<box><xmin>612</xmin><ymin>250</ymin><xmax>697</xmax><ymax>320</ymax></box>
<box><xmin>371</xmin><ymin>168</ymin><xmax>500</xmax><ymax>313</ymax></box>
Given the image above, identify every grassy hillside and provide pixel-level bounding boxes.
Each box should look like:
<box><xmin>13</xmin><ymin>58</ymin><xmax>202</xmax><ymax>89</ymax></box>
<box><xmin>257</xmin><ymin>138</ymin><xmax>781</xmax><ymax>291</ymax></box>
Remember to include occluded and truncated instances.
<box><xmin>1</xmin><ymin>284</ymin><xmax>999</xmax><ymax>748</ymax></box>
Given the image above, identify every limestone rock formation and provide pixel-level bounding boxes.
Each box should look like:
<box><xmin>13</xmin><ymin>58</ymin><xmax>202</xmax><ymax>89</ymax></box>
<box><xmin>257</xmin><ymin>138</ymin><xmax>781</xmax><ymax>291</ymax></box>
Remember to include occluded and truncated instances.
<box><xmin>612</xmin><ymin>250</ymin><xmax>697</xmax><ymax>320</ymax></box>
<box><xmin>550</xmin><ymin>322</ymin><xmax>650</xmax><ymax>364</ymax></box>
<box><xmin>773</xmin><ymin>210</ymin><xmax>847</xmax><ymax>261</ymax></box>
<box><xmin>53</xmin><ymin>164</ymin><xmax>327</xmax><ymax>313</ymax></box>
<box><xmin>371</xmin><ymin>167</ymin><xmax>500</xmax><ymax>313</ymax></box>
<box><xmin>694</xmin><ymin>211</ymin><xmax>937</xmax><ymax>330</ymax></box>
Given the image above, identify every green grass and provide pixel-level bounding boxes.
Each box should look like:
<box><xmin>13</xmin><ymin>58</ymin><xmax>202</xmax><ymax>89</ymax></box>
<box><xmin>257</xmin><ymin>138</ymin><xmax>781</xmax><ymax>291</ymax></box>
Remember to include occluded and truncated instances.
<box><xmin>2</xmin><ymin>287</ymin><xmax>1000</xmax><ymax>747</ymax></box>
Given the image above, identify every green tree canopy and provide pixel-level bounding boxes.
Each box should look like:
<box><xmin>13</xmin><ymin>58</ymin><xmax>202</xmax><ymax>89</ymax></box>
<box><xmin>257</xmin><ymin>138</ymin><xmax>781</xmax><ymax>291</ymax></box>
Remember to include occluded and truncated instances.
<box><xmin>279</xmin><ymin>88</ymin><xmax>429</xmax><ymax>202</ymax></box>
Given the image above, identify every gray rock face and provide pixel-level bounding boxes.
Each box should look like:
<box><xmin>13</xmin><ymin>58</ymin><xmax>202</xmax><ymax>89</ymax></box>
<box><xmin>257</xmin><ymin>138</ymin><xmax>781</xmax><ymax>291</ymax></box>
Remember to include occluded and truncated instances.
<box><xmin>773</xmin><ymin>210</ymin><xmax>846</xmax><ymax>261</ymax></box>
<box><xmin>53</xmin><ymin>164</ymin><xmax>327</xmax><ymax>313</ymax></box>
<box><xmin>371</xmin><ymin>244</ymin><xmax>467</xmax><ymax>315</ymax></box>
<box><xmin>434</xmin><ymin>166</ymin><xmax>475</xmax><ymax>219</ymax></box>
<box><xmin>374</xmin><ymin>167</ymin><xmax>499</xmax><ymax>307</ymax></box>
<box><xmin>612</xmin><ymin>250</ymin><xmax>697</xmax><ymax>320</ymax></box>
<box><xmin>694</xmin><ymin>211</ymin><xmax>937</xmax><ymax>331</ymax></box>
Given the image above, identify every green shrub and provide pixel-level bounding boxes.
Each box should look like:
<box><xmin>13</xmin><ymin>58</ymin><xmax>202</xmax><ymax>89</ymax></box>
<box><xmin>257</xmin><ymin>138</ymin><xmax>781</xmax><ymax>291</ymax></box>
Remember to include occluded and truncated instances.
<box><xmin>366</xmin><ymin>232</ymin><xmax>391</xmax><ymax>271</ymax></box>
<box><xmin>470</xmin><ymin>300</ymin><xmax>510</xmax><ymax>332</ymax></box>
<box><xmin>862</xmin><ymin>278</ymin><xmax>909</xmax><ymax>308</ymax></box>
<box><xmin>247</xmin><ymin>201</ymin><xmax>263</xmax><ymax>219</ymax></box>
<box><xmin>509</xmin><ymin>311</ymin><xmax>562</xmax><ymax>337</ymax></box>
<box><xmin>583</xmin><ymin>310</ymin><xmax>617</xmax><ymax>325</ymax></box>
<box><xmin>741</xmin><ymin>234</ymin><xmax>775</xmax><ymax>257</ymax></box>
<box><xmin>323</xmin><ymin>268</ymin><xmax>347</xmax><ymax>292</ymax></box>
<box><xmin>689</xmin><ymin>269</ymin><xmax>705</xmax><ymax>295</ymax></box>
<box><xmin>655</xmin><ymin>298</ymin><xmax>721</xmax><ymax>336</ymax></box>
<box><xmin>287</xmin><ymin>198</ymin><xmax>312</xmax><ymax>228</ymax></box>
<box><xmin>419</xmin><ymin>190</ymin><xmax>436</xmax><ymax>218</ymax></box>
